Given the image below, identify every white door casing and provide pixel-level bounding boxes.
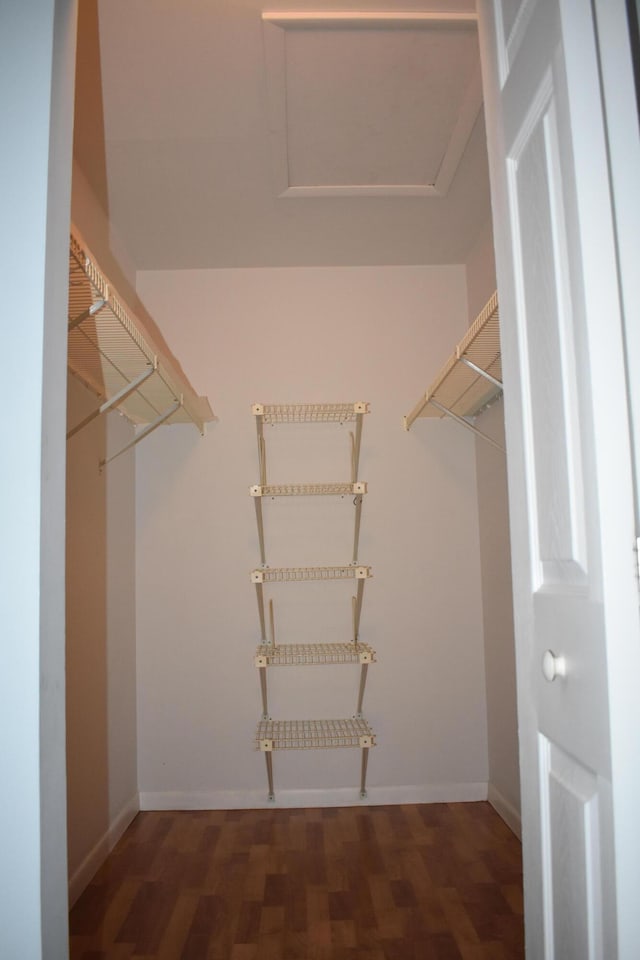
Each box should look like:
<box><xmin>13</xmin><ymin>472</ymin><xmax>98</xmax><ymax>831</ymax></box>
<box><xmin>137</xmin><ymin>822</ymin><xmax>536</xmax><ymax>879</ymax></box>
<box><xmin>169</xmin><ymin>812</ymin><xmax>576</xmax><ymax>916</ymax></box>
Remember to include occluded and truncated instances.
<box><xmin>478</xmin><ymin>1</ymin><xmax>640</xmax><ymax>957</ymax></box>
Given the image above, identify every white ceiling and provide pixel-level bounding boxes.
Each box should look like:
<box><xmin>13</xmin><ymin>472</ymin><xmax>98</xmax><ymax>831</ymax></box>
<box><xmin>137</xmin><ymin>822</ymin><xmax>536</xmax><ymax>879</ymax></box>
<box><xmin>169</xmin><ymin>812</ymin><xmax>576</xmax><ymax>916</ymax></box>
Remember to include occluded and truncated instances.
<box><xmin>73</xmin><ymin>1</ymin><xmax>491</xmax><ymax>270</ymax></box>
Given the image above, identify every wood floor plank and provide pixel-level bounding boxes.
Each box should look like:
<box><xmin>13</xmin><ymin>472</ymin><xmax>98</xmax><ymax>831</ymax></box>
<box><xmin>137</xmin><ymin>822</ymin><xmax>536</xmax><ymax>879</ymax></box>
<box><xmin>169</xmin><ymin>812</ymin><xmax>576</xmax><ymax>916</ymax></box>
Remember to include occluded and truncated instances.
<box><xmin>501</xmin><ymin>884</ymin><xmax>524</xmax><ymax>917</ymax></box>
<box><xmin>230</xmin><ymin>946</ymin><xmax>258</xmax><ymax>960</ymax></box>
<box><xmin>306</xmin><ymin>884</ymin><xmax>332</xmax><ymax>948</ymax></box>
<box><xmin>155</xmin><ymin>891</ymin><xmax>200</xmax><ymax>960</ymax></box>
<box><xmin>72</xmin><ymin>878</ymin><xmax>140</xmax><ymax>949</ymax></box>
<box><xmin>115</xmin><ymin>880</ymin><xmax>175</xmax><ymax>953</ymax></box>
<box><xmin>234</xmin><ymin>900</ymin><xmax>262</xmax><ymax>945</ymax></box>
<box><xmin>69</xmin><ymin>802</ymin><xmax>524</xmax><ymax>959</ymax></box>
<box><xmin>258</xmin><ymin>904</ymin><xmax>285</xmax><ymax>936</ymax></box>
<box><xmin>437</xmin><ymin>886</ymin><xmax>489</xmax><ymax>960</ymax></box>
<box><xmin>367</xmin><ymin>874</ymin><xmax>405</xmax><ymax>940</ymax></box>
<box><xmin>242</xmin><ymin>843</ymin><xmax>269</xmax><ymax>901</ymax></box>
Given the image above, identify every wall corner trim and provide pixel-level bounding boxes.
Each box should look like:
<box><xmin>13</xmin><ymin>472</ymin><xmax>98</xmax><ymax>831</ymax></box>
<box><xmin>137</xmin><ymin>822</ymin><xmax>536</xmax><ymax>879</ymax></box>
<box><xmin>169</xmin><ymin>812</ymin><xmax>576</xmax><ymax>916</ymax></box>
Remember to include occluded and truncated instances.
<box><xmin>68</xmin><ymin>793</ymin><xmax>140</xmax><ymax>906</ymax></box>
<box><xmin>487</xmin><ymin>782</ymin><xmax>521</xmax><ymax>838</ymax></box>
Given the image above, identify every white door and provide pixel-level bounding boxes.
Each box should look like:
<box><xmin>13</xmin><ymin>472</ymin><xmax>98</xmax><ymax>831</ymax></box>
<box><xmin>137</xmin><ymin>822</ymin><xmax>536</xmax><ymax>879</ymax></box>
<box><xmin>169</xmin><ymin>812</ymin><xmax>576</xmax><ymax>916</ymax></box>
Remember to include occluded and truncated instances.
<box><xmin>478</xmin><ymin>1</ymin><xmax>640</xmax><ymax>957</ymax></box>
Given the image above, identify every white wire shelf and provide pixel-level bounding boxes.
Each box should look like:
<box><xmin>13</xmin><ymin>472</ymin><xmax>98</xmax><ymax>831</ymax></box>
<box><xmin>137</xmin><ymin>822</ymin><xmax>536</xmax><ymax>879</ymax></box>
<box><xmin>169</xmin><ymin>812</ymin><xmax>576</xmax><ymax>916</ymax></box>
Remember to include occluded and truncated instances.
<box><xmin>250</xmin><ymin>482</ymin><xmax>366</xmax><ymax>498</ymax></box>
<box><xmin>404</xmin><ymin>292</ymin><xmax>502</xmax><ymax>435</ymax></box>
<box><xmin>253</xmin><ymin>402</ymin><xmax>369</xmax><ymax>424</ymax></box>
<box><xmin>256</xmin><ymin>717</ymin><xmax>376</xmax><ymax>751</ymax></box>
<box><xmin>67</xmin><ymin>228</ymin><xmax>213</xmax><ymax>439</ymax></box>
<box><xmin>254</xmin><ymin>642</ymin><xmax>376</xmax><ymax>667</ymax></box>
<box><xmin>251</xmin><ymin>565</ymin><xmax>371</xmax><ymax>584</ymax></box>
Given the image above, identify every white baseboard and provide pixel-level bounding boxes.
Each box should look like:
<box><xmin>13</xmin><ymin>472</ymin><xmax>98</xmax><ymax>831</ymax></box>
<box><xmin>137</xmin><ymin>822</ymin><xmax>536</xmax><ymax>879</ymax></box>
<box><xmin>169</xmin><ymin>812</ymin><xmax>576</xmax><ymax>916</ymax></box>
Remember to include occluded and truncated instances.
<box><xmin>68</xmin><ymin>793</ymin><xmax>140</xmax><ymax>906</ymax></box>
<box><xmin>66</xmin><ymin>784</ymin><xmax>511</xmax><ymax>902</ymax></box>
<box><xmin>487</xmin><ymin>782</ymin><xmax>521</xmax><ymax>838</ymax></box>
<box><xmin>139</xmin><ymin>782</ymin><xmax>489</xmax><ymax>811</ymax></box>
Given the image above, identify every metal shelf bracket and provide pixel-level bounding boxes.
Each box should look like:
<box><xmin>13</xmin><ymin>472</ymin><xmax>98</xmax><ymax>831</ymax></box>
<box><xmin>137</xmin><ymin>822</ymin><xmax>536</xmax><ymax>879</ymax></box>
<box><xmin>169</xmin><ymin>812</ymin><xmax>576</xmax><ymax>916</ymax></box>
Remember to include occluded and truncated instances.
<box><xmin>99</xmin><ymin>397</ymin><xmax>182</xmax><ymax>470</ymax></box>
<box><xmin>67</xmin><ymin>360</ymin><xmax>157</xmax><ymax>440</ymax></box>
<box><xmin>429</xmin><ymin>398</ymin><xmax>505</xmax><ymax>453</ymax></box>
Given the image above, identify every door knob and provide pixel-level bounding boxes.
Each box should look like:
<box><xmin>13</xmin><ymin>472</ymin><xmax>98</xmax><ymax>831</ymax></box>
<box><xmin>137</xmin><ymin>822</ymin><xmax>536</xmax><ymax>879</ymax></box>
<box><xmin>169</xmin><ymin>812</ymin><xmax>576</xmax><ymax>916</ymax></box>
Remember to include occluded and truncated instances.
<box><xmin>542</xmin><ymin>650</ymin><xmax>566</xmax><ymax>682</ymax></box>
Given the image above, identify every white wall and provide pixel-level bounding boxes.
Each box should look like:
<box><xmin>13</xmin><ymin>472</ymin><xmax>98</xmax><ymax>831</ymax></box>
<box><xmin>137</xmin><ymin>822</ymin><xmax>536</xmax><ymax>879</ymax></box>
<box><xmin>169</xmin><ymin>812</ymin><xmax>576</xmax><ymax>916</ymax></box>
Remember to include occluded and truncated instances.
<box><xmin>466</xmin><ymin>221</ymin><xmax>520</xmax><ymax>833</ymax></box>
<box><xmin>65</xmin><ymin>378</ymin><xmax>138</xmax><ymax>903</ymax></box>
<box><xmin>135</xmin><ymin>264</ymin><xmax>489</xmax><ymax>807</ymax></box>
<box><xmin>65</xmin><ymin>161</ymin><xmax>139</xmax><ymax>902</ymax></box>
<box><xmin>71</xmin><ymin>160</ymin><xmax>138</xmax><ymax>303</ymax></box>
<box><xmin>0</xmin><ymin>1</ymin><xmax>76</xmax><ymax>956</ymax></box>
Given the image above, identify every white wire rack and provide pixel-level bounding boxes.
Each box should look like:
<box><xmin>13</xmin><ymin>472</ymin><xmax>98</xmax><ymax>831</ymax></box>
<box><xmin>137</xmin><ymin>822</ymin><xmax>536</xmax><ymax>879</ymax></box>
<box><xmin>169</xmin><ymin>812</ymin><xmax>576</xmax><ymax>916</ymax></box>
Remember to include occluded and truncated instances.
<box><xmin>404</xmin><ymin>292</ymin><xmax>503</xmax><ymax>449</ymax></box>
<box><xmin>256</xmin><ymin>718</ymin><xmax>375</xmax><ymax>751</ymax></box>
<box><xmin>250</xmin><ymin>401</ymin><xmax>375</xmax><ymax>801</ymax></box>
<box><xmin>253</xmin><ymin>402</ymin><xmax>369</xmax><ymax>423</ymax></box>
<box><xmin>254</xmin><ymin>642</ymin><xmax>376</xmax><ymax>667</ymax></box>
<box><xmin>67</xmin><ymin>228</ymin><xmax>213</xmax><ymax>464</ymax></box>
<box><xmin>252</xmin><ymin>401</ymin><xmax>369</xmax><ymax>564</ymax></box>
<box><xmin>250</xmin><ymin>482</ymin><xmax>367</xmax><ymax>497</ymax></box>
<box><xmin>251</xmin><ymin>565</ymin><xmax>371</xmax><ymax>584</ymax></box>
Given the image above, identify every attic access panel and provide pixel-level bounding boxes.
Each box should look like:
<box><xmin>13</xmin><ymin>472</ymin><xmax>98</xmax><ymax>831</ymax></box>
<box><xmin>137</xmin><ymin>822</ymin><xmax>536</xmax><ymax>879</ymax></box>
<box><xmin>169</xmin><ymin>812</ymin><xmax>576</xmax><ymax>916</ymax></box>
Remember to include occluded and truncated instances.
<box><xmin>262</xmin><ymin>10</ymin><xmax>483</xmax><ymax>198</ymax></box>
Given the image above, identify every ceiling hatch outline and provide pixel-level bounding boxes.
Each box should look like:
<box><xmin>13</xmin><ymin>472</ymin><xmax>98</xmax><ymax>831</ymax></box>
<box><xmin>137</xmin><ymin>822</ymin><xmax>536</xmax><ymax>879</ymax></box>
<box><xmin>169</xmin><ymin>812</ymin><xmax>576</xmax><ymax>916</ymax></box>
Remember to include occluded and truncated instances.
<box><xmin>262</xmin><ymin>10</ymin><xmax>483</xmax><ymax>199</ymax></box>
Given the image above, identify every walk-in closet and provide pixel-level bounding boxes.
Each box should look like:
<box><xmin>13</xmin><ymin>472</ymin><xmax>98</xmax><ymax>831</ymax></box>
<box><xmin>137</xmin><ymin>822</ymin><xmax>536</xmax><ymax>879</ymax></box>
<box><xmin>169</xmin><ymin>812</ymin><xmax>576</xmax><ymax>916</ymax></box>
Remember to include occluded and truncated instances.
<box><xmin>65</xmin><ymin>0</ymin><xmax>519</xmax><ymax>919</ymax></box>
<box><xmin>7</xmin><ymin>0</ymin><xmax>638</xmax><ymax>956</ymax></box>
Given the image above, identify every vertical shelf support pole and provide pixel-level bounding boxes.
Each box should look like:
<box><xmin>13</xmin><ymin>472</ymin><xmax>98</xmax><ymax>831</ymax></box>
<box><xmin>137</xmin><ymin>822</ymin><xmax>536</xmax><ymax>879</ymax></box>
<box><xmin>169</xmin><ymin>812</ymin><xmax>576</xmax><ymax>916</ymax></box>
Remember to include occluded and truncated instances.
<box><xmin>353</xmin><ymin>576</ymin><xmax>366</xmax><ymax>642</ymax></box>
<box><xmin>259</xmin><ymin>667</ymin><xmax>269</xmax><ymax>719</ymax></box>
<box><xmin>268</xmin><ymin>599</ymin><xmax>276</xmax><ymax>648</ymax></box>
<box><xmin>265</xmin><ymin>752</ymin><xmax>275</xmax><ymax>801</ymax></box>
<box><xmin>351</xmin><ymin>409</ymin><xmax>364</xmax><ymax>481</ymax></box>
<box><xmin>254</xmin><ymin>495</ymin><xmax>266</xmax><ymax>566</ymax></box>
<box><xmin>259</xmin><ymin>436</ymin><xmax>267</xmax><ymax>486</ymax></box>
<box><xmin>356</xmin><ymin>663</ymin><xmax>369</xmax><ymax>717</ymax></box>
<box><xmin>254</xmin><ymin>580</ymin><xmax>267</xmax><ymax>641</ymax></box>
<box><xmin>253</xmin><ymin>405</ymin><xmax>267</xmax><ymax>485</ymax></box>
<box><xmin>360</xmin><ymin>746</ymin><xmax>369</xmax><ymax>799</ymax></box>
<box><xmin>352</xmin><ymin>494</ymin><xmax>363</xmax><ymax>563</ymax></box>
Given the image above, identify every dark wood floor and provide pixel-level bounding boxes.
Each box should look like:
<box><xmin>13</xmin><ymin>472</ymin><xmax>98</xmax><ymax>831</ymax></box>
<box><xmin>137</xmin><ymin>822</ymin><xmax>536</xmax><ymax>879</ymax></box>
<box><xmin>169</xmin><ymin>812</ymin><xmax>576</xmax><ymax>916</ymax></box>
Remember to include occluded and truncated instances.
<box><xmin>69</xmin><ymin>802</ymin><xmax>524</xmax><ymax>959</ymax></box>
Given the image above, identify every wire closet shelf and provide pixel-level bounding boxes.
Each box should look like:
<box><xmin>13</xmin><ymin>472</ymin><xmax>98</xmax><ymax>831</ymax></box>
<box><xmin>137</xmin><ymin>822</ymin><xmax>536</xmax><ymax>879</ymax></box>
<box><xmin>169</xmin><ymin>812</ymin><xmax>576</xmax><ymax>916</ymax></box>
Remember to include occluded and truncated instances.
<box><xmin>256</xmin><ymin>718</ymin><xmax>376</xmax><ymax>751</ymax></box>
<box><xmin>403</xmin><ymin>291</ymin><xmax>503</xmax><ymax>450</ymax></box>
<box><xmin>67</xmin><ymin>228</ymin><xmax>213</xmax><ymax>464</ymax></box>
<box><xmin>250</xmin><ymin>400</ymin><xmax>376</xmax><ymax>800</ymax></box>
